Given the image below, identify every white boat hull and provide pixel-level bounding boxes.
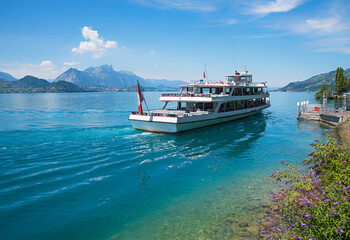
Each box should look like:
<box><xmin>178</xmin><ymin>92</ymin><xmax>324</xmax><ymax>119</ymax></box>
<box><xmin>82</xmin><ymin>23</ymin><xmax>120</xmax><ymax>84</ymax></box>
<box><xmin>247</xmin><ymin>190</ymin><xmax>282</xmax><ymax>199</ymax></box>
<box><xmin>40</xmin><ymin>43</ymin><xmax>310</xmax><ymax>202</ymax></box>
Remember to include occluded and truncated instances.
<box><xmin>129</xmin><ymin>104</ymin><xmax>270</xmax><ymax>133</ymax></box>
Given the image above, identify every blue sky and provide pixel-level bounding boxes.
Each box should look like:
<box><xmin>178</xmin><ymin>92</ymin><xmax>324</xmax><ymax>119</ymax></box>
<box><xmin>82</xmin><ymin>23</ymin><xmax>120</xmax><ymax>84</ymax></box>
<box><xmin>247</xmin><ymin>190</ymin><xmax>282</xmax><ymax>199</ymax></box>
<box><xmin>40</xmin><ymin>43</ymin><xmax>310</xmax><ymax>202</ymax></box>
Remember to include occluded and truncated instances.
<box><xmin>0</xmin><ymin>0</ymin><xmax>350</xmax><ymax>87</ymax></box>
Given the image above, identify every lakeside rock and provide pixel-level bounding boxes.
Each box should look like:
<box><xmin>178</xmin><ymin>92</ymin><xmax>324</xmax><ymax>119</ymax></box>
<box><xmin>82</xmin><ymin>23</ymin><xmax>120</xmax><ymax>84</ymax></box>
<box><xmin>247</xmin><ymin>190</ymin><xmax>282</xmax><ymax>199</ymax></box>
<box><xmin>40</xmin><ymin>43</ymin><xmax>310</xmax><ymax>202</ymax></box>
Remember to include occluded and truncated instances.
<box><xmin>336</xmin><ymin>118</ymin><xmax>350</xmax><ymax>144</ymax></box>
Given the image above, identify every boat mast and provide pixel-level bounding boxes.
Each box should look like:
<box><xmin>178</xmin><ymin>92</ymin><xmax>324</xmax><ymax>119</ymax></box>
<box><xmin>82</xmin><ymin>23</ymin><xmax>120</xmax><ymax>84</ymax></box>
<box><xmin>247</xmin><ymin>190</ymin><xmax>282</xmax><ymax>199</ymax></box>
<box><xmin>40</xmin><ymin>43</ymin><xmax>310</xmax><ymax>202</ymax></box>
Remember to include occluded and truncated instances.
<box><xmin>143</xmin><ymin>91</ymin><xmax>151</xmax><ymax>116</ymax></box>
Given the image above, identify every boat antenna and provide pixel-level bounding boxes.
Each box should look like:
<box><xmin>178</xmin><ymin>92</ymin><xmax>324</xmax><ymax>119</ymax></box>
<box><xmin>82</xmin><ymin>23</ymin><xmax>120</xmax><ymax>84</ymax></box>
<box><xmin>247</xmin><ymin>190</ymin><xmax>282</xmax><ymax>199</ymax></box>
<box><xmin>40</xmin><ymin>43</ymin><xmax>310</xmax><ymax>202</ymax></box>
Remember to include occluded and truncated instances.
<box><xmin>205</xmin><ymin>63</ymin><xmax>208</xmax><ymax>81</ymax></box>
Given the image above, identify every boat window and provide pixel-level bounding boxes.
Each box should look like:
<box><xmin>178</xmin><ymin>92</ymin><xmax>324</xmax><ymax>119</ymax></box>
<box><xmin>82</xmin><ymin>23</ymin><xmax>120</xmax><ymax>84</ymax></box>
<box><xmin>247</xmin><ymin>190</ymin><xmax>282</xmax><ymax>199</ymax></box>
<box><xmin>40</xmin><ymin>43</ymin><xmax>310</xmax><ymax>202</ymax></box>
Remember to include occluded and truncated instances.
<box><xmin>204</xmin><ymin>102</ymin><xmax>214</xmax><ymax>111</ymax></box>
<box><xmin>202</xmin><ymin>88</ymin><xmax>210</xmax><ymax>94</ymax></box>
<box><xmin>218</xmin><ymin>103</ymin><xmax>225</xmax><ymax>113</ymax></box>
<box><xmin>227</xmin><ymin>76</ymin><xmax>234</xmax><ymax>82</ymax></box>
<box><xmin>195</xmin><ymin>103</ymin><xmax>203</xmax><ymax>110</ymax></box>
<box><xmin>165</xmin><ymin>102</ymin><xmax>177</xmax><ymax>110</ymax></box>
<box><xmin>215</xmin><ymin>88</ymin><xmax>223</xmax><ymax>94</ymax></box>
<box><xmin>187</xmin><ymin>87</ymin><xmax>194</xmax><ymax>93</ymax></box>
<box><xmin>234</xmin><ymin>76</ymin><xmax>241</xmax><ymax>82</ymax></box>
<box><xmin>241</xmin><ymin>76</ymin><xmax>246</xmax><ymax>81</ymax></box>
<box><xmin>177</xmin><ymin>102</ymin><xmax>186</xmax><ymax>110</ymax></box>
<box><xmin>226</xmin><ymin>88</ymin><xmax>231</xmax><ymax>94</ymax></box>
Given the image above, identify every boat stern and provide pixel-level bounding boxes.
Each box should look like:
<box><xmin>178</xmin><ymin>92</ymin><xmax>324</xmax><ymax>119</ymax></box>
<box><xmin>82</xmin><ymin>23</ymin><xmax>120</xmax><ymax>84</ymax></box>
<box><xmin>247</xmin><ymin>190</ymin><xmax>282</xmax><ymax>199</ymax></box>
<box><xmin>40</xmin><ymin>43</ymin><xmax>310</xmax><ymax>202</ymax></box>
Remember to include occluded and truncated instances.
<box><xmin>129</xmin><ymin>113</ymin><xmax>179</xmax><ymax>133</ymax></box>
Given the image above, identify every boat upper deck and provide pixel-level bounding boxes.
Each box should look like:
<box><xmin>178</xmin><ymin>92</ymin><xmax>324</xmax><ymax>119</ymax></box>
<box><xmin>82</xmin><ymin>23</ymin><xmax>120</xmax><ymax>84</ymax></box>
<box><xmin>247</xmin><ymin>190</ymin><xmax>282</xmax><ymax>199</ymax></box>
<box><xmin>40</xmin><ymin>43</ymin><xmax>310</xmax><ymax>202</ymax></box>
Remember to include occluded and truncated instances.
<box><xmin>179</xmin><ymin>80</ymin><xmax>266</xmax><ymax>88</ymax></box>
<box><xmin>158</xmin><ymin>72</ymin><xmax>269</xmax><ymax>102</ymax></box>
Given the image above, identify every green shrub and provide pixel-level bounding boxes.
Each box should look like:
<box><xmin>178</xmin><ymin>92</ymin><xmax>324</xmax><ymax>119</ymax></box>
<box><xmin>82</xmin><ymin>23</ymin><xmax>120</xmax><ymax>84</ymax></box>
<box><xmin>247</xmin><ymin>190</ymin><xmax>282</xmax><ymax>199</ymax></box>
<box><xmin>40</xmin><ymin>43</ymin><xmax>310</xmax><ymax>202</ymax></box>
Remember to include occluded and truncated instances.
<box><xmin>262</xmin><ymin>135</ymin><xmax>350</xmax><ymax>239</ymax></box>
<box><xmin>315</xmin><ymin>84</ymin><xmax>333</xmax><ymax>99</ymax></box>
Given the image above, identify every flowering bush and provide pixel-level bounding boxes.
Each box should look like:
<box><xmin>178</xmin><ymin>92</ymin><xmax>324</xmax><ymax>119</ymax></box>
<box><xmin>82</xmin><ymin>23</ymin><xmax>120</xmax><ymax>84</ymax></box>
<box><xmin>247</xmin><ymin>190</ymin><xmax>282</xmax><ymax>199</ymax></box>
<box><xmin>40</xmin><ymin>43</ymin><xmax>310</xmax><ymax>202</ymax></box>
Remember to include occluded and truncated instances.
<box><xmin>262</xmin><ymin>135</ymin><xmax>350</xmax><ymax>239</ymax></box>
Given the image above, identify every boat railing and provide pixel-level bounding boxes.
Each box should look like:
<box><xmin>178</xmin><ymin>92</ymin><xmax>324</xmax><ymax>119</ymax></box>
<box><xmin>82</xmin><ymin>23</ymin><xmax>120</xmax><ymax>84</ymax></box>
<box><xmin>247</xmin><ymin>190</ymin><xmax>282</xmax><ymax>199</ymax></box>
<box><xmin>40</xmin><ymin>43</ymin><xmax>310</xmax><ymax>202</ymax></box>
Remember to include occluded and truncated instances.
<box><xmin>130</xmin><ymin>112</ymin><xmax>178</xmax><ymax>118</ymax></box>
<box><xmin>191</xmin><ymin>81</ymin><xmax>266</xmax><ymax>87</ymax></box>
<box><xmin>161</xmin><ymin>93</ymin><xmax>212</xmax><ymax>97</ymax></box>
<box><xmin>161</xmin><ymin>91</ymin><xmax>269</xmax><ymax>97</ymax></box>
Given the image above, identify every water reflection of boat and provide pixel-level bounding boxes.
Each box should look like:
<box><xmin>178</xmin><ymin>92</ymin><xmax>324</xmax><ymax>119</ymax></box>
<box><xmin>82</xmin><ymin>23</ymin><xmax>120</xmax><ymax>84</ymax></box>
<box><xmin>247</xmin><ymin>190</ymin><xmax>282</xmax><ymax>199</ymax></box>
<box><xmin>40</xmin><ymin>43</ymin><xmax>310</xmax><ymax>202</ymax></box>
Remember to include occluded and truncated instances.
<box><xmin>129</xmin><ymin>71</ymin><xmax>271</xmax><ymax>133</ymax></box>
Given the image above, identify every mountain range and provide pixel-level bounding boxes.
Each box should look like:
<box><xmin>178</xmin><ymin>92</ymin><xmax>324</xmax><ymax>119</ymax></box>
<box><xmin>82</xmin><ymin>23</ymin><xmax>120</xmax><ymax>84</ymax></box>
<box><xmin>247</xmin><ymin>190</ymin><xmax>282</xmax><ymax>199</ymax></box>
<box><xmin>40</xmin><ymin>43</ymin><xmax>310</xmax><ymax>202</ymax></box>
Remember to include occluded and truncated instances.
<box><xmin>277</xmin><ymin>68</ymin><xmax>350</xmax><ymax>92</ymax></box>
<box><xmin>0</xmin><ymin>65</ymin><xmax>188</xmax><ymax>90</ymax></box>
<box><xmin>54</xmin><ymin>65</ymin><xmax>188</xmax><ymax>89</ymax></box>
<box><xmin>0</xmin><ymin>76</ymin><xmax>87</xmax><ymax>93</ymax></box>
<box><xmin>3</xmin><ymin>65</ymin><xmax>348</xmax><ymax>92</ymax></box>
<box><xmin>0</xmin><ymin>71</ymin><xmax>17</xmax><ymax>81</ymax></box>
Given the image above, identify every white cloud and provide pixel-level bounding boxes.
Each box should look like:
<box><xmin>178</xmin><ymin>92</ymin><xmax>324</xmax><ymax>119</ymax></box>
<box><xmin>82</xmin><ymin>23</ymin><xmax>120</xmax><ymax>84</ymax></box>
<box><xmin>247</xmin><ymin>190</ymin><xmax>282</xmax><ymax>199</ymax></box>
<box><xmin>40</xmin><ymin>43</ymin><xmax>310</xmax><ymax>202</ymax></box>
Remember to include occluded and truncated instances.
<box><xmin>38</xmin><ymin>60</ymin><xmax>55</xmax><ymax>71</ymax></box>
<box><xmin>267</xmin><ymin>12</ymin><xmax>350</xmax><ymax>54</ymax></box>
<box><xmin>251</xmin><ymin>0</ymin><xmax>306</xmax><ymax>15</ymax></box>
<box><xmin>63</xmin><ymin>61</ymin><xmax>80</xmax><ymax>66</ymax></box>
<box><xmin>72</xmin><ymin>26</ymin><xmax>117</xmax><ymax>58</ymax></box>
<box><xmin>135</xmin><ymin>0</ymin><xmax>216</xmax><ymax>11</ymax></box>
<box><xmin>150</xmin><ymin>49</ymin><xmax>156</xmax><ymax>54</ymax></box>
<box><xmin>281</xmin><ymin>15</ymin><xmax>349</xmax><ymax>36</ymax></box>
<box><xmin>226</xmin><ymin>19</ymin><xmax>237</xmax><ymax>25</ymax></box>
<box><xmin>305</xmin><ymin>18</ymin><xmax>340</xmax><ymax>33</ymax></box>
<box><xmin>192</xmin><ymin>18</ymin><xmax>238</xmax><ymax>27</ymax></box>
<box><xmin>0</xmin><ymin>61</ymin><xmax>58</xmax><ymax>79</ymax></box>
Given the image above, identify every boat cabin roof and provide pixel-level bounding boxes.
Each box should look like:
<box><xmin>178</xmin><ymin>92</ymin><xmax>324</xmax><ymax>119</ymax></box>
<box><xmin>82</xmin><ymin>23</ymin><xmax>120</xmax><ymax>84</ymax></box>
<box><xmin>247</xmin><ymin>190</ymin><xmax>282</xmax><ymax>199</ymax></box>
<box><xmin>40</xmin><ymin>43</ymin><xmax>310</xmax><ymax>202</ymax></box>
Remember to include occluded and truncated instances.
<box><xmin>225</xmin><ymin>74</ymin><xmax>252</xmax><ymax>77</ymax></box>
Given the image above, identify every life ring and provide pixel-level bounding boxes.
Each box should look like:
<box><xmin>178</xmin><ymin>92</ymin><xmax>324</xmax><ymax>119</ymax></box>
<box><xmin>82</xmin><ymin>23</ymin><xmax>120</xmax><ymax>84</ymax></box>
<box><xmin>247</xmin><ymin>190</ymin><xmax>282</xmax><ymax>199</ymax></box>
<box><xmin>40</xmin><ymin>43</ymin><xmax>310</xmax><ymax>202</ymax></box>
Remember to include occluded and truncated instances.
<box><xmin>314</xmin><ymin>106</ymin><xmax>320</xmax><ymax>111</ymax></box>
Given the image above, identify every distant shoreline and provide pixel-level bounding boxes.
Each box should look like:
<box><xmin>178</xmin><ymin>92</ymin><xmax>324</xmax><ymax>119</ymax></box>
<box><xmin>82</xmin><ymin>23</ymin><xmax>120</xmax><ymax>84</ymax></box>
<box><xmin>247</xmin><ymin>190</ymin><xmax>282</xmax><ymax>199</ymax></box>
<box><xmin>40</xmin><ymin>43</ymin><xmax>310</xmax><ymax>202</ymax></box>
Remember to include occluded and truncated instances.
<box><xmin>0</xmin><ymin>88</ymin><xmax>179</xmax><ymax>94</ymax></box>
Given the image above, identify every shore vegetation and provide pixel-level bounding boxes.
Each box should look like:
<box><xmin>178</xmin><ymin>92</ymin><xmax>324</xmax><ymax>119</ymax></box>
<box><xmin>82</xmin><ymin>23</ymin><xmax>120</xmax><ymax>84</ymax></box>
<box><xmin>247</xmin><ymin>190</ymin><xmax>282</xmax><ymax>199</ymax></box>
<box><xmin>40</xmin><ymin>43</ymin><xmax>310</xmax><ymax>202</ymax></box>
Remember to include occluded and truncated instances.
<box><xmin>315</xmin><ymin>84</ymin><xmax>333</xmax><ymax>100</ymax></box>
<box><xmin>335</xmin><ymin>67</ymin><xmax>349</xmax><ymax>94</ymax></box>
<box><xmin>262</xmin><ymin>135</ymin><xmax>350</xmax><ymax>239</ymax></box>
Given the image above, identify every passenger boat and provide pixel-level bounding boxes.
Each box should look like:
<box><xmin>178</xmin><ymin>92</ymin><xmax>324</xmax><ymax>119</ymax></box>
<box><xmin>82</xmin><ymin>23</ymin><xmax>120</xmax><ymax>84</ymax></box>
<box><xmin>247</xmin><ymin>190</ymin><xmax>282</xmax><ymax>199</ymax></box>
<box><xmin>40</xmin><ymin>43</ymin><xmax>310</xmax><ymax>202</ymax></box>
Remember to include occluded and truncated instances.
<box><xmin>129</xmin><ymin>70</ymin><xmax>270</xmax><ymax>133</ymax></box>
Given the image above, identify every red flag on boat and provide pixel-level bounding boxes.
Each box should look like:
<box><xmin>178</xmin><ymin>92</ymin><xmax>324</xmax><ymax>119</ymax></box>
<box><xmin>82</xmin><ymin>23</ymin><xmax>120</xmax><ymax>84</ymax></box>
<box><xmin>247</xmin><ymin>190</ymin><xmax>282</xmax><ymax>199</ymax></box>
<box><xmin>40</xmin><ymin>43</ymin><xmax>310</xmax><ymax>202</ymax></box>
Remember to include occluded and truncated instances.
<box><xmin>203</xmin><ymin>71</ymin><xmax>206</xmax><ymax>79</ymax></box>
<box><xmin>137</xmin><ymin>81</ymin><xmax>144</xmax><ymax>115</ymax></box>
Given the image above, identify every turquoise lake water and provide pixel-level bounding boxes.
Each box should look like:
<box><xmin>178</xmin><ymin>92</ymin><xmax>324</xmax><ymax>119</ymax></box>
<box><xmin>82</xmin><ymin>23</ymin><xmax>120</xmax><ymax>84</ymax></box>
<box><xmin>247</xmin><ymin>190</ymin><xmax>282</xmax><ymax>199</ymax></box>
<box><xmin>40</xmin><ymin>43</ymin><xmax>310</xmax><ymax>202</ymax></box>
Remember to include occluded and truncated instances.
<box><xmin>0</xmin><ymin>92</ymin><xmax>331</xmax><ymax>240</ymax></box>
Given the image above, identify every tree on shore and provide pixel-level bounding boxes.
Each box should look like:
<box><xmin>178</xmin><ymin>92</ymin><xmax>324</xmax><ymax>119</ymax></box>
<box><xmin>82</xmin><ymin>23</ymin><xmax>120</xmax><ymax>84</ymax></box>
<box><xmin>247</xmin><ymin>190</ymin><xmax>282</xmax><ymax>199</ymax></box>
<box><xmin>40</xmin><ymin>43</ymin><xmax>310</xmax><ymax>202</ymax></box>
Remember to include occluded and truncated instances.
<box><xmin>335</xmin><ymin>67</ymin><xmax>349</xmax><ymax>94</ymax></box>
<box><xmin>315</xmin><ymin>84</ymin><xmax>333</xmax><ymax>99</ymax></box>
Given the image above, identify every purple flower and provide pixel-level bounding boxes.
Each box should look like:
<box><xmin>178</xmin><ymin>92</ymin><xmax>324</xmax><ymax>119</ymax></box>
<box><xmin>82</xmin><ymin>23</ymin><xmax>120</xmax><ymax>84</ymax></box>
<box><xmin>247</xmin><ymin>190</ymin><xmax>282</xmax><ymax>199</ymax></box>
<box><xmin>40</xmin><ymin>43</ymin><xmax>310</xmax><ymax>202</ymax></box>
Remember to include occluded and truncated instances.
<box><xmin>334</xmin><ymin>202</ymin><xmax>339</xmax><ymax>206</ymax></box>
<box><xmin>338</xmin><ymin>181</ymin><xmax>342</xmax><ymax>185</ymax></box>
<box><xmin>305</xmin><ymin>214</ymin><xmax>311</xmax><ymax>217</ymax></box>
<box><xmin>344</xmin><ymin>186</ymin><xmax>350</xmax><ymax>191</ymax></box>
<box><xmin>330</xmin><ymin>210</ymin><xmax>338</xmax><ymax>215</ymax></box>
<box><xmin>301</xmin><ymin>223</ymin><xmax>307</xmax><ymax>226</ymax></box>
<box><xmin>261</xmin><ymin>231</ymin><xmax>267</xmax><ymax>234</ymax></box>
<box><xmin>277</xmin><ymin>228</ymin><xmax>282</xmax><ymax>232</ymax></box>
<box><xmin>324</xmin><ymin>199</ymin><xmax>330</xmax><ymax>202</ymax></box>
